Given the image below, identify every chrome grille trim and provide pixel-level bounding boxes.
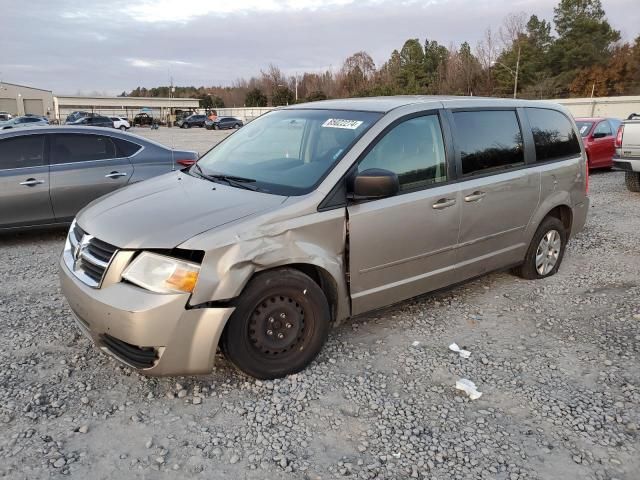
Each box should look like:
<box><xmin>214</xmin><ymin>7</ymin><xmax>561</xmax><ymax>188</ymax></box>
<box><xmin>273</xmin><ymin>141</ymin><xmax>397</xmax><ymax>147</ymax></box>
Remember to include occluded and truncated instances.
<box><xmin>63</xmin><ymin>221</ymin><xmax>118</xmax><ymax>288</ymax></box>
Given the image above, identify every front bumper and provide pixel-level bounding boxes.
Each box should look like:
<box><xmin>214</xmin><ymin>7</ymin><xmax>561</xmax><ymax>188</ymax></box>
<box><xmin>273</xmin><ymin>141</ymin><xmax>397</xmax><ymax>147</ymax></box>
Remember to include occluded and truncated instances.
<box><xmin>59</xmin><ymin>256</ymin><xmax>234</xmax><ymax>376</ymax></box>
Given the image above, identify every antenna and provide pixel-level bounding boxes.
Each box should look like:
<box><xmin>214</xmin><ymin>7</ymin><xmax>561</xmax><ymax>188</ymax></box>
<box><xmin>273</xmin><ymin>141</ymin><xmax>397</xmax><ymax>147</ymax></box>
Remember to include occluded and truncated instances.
<box><xmin>169</xmin><ymin>72</ymin><xmax>175</xmax><ymax>171</ymax></box>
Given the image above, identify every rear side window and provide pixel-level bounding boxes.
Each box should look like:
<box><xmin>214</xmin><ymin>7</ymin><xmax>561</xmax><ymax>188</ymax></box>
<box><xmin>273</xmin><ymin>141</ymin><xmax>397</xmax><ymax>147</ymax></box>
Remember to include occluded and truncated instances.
<box><xmin>0</xmin><ymin>135</ymin><xmax>45</xmax><ymax>170</ymax></box>
<box><xmin>453</xmin><ymin>110</ymin><xmax>524</xmax><ymax>175</ymax></box>
<box><xmin>51</xmin><ymin>134</ymin><xmax>116</xmax><ymax>164</ymax></box>
<box><xmin>113</xmin><ymin>138</ymin><xmax>142</xmax><ymax>157</ymax></box>
<box><xmin>526</xmin><ymin>108</ymin><xmax>581</xmax><ymax>162</ymax></box>
<box><xmin>358</xmin><ymin>114</ymin><xmax>447</xmax><ymax>191</ymax></box>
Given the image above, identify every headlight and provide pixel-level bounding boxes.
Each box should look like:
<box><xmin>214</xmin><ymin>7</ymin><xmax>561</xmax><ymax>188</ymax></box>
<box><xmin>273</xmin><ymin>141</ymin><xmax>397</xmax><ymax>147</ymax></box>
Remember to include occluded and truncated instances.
<box><xmin>122</xmin><ymin>252</ymin><xmax>200</xmax><ymax>294</ymax></box>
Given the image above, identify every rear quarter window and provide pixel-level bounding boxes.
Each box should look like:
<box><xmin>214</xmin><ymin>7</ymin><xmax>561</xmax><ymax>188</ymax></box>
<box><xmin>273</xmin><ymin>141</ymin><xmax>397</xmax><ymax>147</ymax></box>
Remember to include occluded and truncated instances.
<box><xmin>526</xmin><ymin>108</ymin><xmax>581</xmax><ymax>162</ymax></box>
<box><xmin>113</xmin><ymin>138</ymin><xmax>142</xmax><ymax>157</ymax></box>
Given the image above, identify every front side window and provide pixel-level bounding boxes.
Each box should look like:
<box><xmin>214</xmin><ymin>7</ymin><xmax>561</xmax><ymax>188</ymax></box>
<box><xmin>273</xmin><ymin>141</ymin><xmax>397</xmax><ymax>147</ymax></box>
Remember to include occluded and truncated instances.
<box><xmin>453</xmin><ymin>110</ymin><xmax>524</xmax><ymax>175</ymax></box>
<box><xmin>195</xmin><ymin>109</ymin><xmax>382</xmax><ymax>195</ymax></box>
<box><xmin>358</xmin><ymin>115</ymin><xmax>447</xmax><ymax>191</ymax></box>
<box><xmin>51</xmin><ymin>134</ymin><xmax>116</xmax><ymax>164</ymax></box>
<box><xmin>593</xmin><ymin>121</ymin><xmax>612</xmax><ymax>137</ymax></box>
<box><xmin>0</xmin><ymin>135</ymin><xmax>45</xmax><ymax>170</ymax></box>
<box><xmin>526</xmin><ymin>108</ymin><xmax>581</xmax><ymax>162</ymax></box>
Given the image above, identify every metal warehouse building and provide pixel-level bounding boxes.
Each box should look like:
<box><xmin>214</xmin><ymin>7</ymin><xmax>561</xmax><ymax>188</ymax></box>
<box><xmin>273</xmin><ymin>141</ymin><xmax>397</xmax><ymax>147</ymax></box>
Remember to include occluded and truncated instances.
<box><xmin>0</xmin><ymin>82</ymin><xmax>55</xmax><ymax>117</ymax></box>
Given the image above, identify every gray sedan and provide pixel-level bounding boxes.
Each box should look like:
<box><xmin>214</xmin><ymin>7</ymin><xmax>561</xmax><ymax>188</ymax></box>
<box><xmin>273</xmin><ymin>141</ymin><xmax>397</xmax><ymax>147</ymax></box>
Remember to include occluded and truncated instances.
<box><xmin>0</xmin><ymin>126</ymin><xmax>198</xmax><ymax>230</ymax></box>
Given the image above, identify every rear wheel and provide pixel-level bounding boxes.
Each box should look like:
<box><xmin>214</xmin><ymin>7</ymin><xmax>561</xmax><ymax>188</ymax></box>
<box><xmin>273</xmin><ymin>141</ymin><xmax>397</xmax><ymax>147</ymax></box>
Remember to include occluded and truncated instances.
<box><xmin>234</xmin><ymin>123</ymin><xmax>240</xmax><ymax>129</ymax></box>
<box><xmin>221</xmin><ymin>269</ymin><xmax>330</xmax><ymax>379</ymax></box>
<box><xmin>625</xmin><ymin>172</ymin><xmax>640</xmax><ymax>192</ymax></box>
<box><xmin>119</xmin><ymin>125</ymin><xmax>126</xmax><ymax>131</ymax></box>
<box><xmin>514</xmin><ymin>216</ymin><xmax>567</xmax><ymax>280</ymax></box>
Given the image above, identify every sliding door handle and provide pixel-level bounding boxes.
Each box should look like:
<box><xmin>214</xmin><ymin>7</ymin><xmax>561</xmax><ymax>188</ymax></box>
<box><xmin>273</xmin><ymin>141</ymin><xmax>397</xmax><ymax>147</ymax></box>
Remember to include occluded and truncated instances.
<box><xmin>464</xmin><ymin>191</ymin><xmax>486</xmax><ymax>202</ymax></box>
<box><xmin>432</xmin><ymin>198</ymin><xmax>456</xmax><ymax>210</ymax></box>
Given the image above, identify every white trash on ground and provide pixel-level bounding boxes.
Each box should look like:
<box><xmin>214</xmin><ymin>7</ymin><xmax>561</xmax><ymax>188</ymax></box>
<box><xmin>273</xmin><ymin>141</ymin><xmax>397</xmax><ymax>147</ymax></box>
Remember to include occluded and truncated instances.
<box><xmin>456</xmin><ymin>379</ymin><xmax>483</xmax><ymax>400</ymax></box>
<box><xmin>449</xmin><ymin>342</ymin><xmax>471</xmax><ymax>358</ymax></box>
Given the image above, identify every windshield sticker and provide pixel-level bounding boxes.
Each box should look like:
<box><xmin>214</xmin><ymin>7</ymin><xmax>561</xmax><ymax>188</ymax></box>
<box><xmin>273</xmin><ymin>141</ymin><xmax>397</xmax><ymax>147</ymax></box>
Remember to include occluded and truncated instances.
<box><xmin>322</xmin><ymin>119</ymin><xmax>364</xmax><ymax>130</ymax></box>
<box><xmin>579</xmin><ymin>125</ymin><xmax>589</xmax><ymax>135</ymax></box>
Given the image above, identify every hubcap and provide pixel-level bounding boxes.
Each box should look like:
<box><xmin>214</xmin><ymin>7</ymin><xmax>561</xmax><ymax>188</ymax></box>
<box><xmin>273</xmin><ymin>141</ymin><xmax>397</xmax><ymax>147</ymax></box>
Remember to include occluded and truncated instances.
<box><xmin>249</xmin><ymin>295</ymin><xmax>305</xmax><ymax>355</ymax></box>
<box><xmin>535</xmin><ymin>229</ymin><xmax>561</xmax><ymax>275</ymax></box>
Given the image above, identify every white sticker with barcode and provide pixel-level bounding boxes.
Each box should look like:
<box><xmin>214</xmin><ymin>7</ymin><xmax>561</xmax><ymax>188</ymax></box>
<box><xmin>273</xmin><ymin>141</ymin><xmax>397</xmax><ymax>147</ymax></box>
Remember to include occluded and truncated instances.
<box><xmin>322</xmin><ymin>119</ymin><xmax>363</xmax><ymax>129</ymax></box>
<box><xmin>579</xmin><ymin>125</ymin><xmax>589</xmax><ymax>135</ymax></box>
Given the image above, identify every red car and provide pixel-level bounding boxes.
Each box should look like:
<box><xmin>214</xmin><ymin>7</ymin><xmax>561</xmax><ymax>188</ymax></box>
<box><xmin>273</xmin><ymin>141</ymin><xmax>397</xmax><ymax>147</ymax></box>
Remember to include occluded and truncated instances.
<box><xmin>575</xmin><ymin>117</ymin><xmax>622</xmax><ymax>169</ymax></box>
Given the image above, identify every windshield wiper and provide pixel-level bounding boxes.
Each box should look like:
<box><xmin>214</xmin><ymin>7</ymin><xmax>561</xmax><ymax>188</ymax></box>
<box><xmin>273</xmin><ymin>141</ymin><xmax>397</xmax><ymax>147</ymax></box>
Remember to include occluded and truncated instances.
<box><xmin>191</xmin><ymin>164</ymin><xmax>259</xmax><ymax>191</ymax></box>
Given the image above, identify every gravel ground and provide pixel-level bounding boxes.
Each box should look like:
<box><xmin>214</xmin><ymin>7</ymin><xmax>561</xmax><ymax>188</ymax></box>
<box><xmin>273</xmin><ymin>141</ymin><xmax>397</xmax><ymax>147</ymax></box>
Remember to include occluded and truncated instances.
<box><xmin>128</xmin><ymin>126</ymin><xmax>232</xmax><ymax>156</ymax></box>
<box><xmin>1</xmin><ymin>171</ymin><xmax>639</xmax><ymax>480</ymax></box>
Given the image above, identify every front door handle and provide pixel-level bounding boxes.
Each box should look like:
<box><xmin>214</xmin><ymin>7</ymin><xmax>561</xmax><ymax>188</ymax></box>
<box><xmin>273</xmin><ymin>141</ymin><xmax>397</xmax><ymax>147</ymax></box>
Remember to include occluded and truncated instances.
<box><xmin>464</xmin><ymin>191</ymin><xmax>486</xmax><ymax>202</ymax></box>
<box><xmin>432</xmin><ymin>198</ymin><xmax>456</xmax><ymax>210</ymax></box>
<box><xmin>19</xmin><ymin>178</ymin><xmax>45</xmax><ymax>187</ymax></box>
<box><xmin>105</xmin><ymin>171</ymin><xmax>128</xmax><ymax>179</ymax></box>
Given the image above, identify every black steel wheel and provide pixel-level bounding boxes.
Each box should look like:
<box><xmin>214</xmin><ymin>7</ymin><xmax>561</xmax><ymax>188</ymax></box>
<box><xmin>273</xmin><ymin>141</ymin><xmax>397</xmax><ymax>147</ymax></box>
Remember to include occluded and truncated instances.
<box><xmin>221</xmin><ymin>269</ymin><xmax>330</xmax><ymax>379</ymax></box>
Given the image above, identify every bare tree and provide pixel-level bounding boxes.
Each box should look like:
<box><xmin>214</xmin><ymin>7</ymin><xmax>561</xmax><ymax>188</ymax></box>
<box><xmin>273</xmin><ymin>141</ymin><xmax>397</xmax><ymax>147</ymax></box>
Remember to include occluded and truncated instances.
<box><xmin>499</xmin><ymin>12</ymin><xmax>527</xmax><ymax>48</ymax></box>
<box><xmin>476</xmin><ymin>28</ymin><xmax>500</xmax><ymax>95</ymax></box>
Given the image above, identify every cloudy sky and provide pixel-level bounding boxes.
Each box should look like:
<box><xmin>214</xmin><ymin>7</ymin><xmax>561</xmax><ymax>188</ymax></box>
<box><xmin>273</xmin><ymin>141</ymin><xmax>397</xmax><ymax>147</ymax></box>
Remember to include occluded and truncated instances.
<box><xmin>1</xmin><ymin>0</ymin><xmax>638</xmax><ymax>95</ymax></box>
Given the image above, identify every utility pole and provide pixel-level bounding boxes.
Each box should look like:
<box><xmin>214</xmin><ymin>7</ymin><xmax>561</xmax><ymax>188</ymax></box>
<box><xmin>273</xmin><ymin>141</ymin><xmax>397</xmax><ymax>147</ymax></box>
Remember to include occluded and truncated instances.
<box><xmin>295</xmin><ymin>74</ymin><xmax>298</xmax><ymax>103</ymax></box>
<box><xmin>513</xmin><ymin>44</ymin><xmax>520</xmax><ymax>99</ymax></box>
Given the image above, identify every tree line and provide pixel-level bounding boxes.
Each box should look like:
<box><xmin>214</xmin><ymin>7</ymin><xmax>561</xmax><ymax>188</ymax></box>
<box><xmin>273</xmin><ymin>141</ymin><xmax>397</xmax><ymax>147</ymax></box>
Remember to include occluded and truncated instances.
<box><xmin>124</xmin><ymin>0</ymin><xmax>640</xmax><ymax>108</ymax></box>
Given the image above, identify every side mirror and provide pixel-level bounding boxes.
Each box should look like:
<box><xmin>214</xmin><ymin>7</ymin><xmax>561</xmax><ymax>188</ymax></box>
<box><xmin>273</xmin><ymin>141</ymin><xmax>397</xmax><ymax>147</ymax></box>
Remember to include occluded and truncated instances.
<box><xmin>592</xmin><ymin>131</ymin><xmax>607</xmax><ymax>139</ymax></box>
<box><xmin>350</xmin><ymin>168</ymin><xmax>400</xmax><ymax>200</ymax></box>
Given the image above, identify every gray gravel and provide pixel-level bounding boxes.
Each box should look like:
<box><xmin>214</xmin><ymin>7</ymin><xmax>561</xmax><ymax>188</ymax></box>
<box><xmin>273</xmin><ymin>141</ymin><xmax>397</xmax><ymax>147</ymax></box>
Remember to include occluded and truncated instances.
<box><xmin>1</xmin><ymin>170</ymin><xmax>639</xmax><ymax>479</ymax></box>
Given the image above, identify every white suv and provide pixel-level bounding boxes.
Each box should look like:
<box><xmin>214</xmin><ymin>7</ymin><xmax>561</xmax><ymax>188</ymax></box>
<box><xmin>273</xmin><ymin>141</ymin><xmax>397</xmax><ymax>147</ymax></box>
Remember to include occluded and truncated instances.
<box><xmin>110</xmin><ymin>117</ymin><xmax>130</xmax><ymax>131</ymax></box>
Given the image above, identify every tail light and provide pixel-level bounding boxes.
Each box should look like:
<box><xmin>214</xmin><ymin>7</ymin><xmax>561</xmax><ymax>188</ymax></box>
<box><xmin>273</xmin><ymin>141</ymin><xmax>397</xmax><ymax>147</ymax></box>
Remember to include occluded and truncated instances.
<box><xmin>615</xmin><ymin>124</ymin><xmax>624</xmax><ymax>148</ymax></box>
<box><xmin>177</xmin><ymin>159</ymin><xmax>196</xmax><ymax>167</ymax></box>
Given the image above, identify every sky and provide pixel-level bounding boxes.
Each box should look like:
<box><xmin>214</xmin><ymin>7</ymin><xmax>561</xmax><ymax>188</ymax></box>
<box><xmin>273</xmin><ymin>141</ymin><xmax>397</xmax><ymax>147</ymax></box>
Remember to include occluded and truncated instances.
<box><xmin>1</xmin><ymin>0</ymin><xmax>638</xmax><ymax>95</ymax></box>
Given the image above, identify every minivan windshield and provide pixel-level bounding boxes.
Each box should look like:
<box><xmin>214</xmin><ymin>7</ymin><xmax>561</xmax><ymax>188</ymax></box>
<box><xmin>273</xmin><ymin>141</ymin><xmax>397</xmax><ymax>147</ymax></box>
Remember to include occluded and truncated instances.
<box><xmin>194</xmin><ymin>109</ymin><xmax>382</xmax><ymax>195</ymax></box>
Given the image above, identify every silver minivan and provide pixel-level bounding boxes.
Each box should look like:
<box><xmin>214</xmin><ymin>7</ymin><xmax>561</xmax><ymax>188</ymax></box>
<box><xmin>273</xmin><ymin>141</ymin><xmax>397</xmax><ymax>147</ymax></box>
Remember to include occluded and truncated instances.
<box><xmin>59</xmin><ymin>97</ymin><xmax>589</xmax><ymax>379</ymax></box>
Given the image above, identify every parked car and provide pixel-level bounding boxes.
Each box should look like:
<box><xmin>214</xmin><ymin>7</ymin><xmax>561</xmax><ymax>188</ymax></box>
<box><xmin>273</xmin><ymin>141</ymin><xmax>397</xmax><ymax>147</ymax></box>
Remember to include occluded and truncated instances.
<box><xmin>133</xmin><ymin>113</ymin><xmax>154</xmax><ymax>127</ymax></box>
<box><xmin>575</xmin><ymin>117</ymin><xmax>621</xmax><ymax>169</ymax></box>
<box><xmin>613</xmin><ymin>117</ymin><xmax>640</xmax><ymax>191</ymax></box>
<box><xmin>59</xmin><ymin>97</ymin><xmax>588</xmax><ymax>379</ymax></box>
<box><xmin>68</xmin><ymin>115</ymin><xmax>114</xmax><ymax>128</ymax></box>
<box><xmin>177</xmin><ymin>114</ymin><xmax>207</xmax><ymax>128</ymax></box>
<box><xmin>65</xmin><ymin>111</ymin><xmax>92</xmax><ymax>124</ymax></box>
<box><xmin>0</xmin><ymin>111</ymin><xmax>14</xmax><ymax>121</ymax></box>
<box><xmin>1</xmin><ymin>115</ymin><xmax>49</xmax><ymax>130</ymax></box>
<box><xmin>205</xmin><ymin>116</ymin><xmax>244</xmax><ymax>130</ymax></box>
<box><xmin>110</xmin><ymin>117</ymin><xmax>131</xmax><ymax>131</ymax></box>
<box><xmin>0</xmin><ymin>126</ymin><xmax>198</xmax><ymax>230</ymax></box>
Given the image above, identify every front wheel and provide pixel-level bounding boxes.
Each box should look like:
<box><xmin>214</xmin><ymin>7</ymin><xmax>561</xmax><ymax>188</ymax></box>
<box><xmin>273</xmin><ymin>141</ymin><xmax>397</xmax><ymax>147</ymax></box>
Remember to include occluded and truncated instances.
<box><xmin>234</xmin><ymin>123</ymin><xmax>240</xmax><ymax>129</ymax></box>
<box><xmin>514</xmin><ymin>216</ymin><xmax>567</xmax><ymax>280</ymax></box>
<box><xmin>221</xmin><ymin>269</ymin><xmax>330</xmax><ymax>379</ymax></box>
<box><xmin>625</xmin><ymin>172</ymin><xmax>640</xmax><ymax>192</ymax></box>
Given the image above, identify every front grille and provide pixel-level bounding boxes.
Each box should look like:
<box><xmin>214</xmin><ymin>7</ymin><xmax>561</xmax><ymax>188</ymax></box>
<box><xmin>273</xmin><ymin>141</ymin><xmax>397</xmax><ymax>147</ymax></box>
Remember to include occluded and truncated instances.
<box><xmin>65</xmin><ymin>223</ymin><xmax>118</xmax><ymax>288</ymax></box>
<box><xmin>100</xmin><ymin>334</ymin><xmax>158</xmax><ymax>369</ymax></box>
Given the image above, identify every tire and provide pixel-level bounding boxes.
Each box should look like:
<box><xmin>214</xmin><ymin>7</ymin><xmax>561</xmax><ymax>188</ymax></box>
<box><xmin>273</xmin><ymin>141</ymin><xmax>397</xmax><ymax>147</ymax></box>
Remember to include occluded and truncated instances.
<box><xmin>234</xmin><ymin>123</ymin><xmax>240</xmax><ymax>129</ymax></box>
<box><xmin>514</xmin><ymin>216</ymin><xmax>567</xmax><ymax>280</ymax></box>
<box><xmin>625</xmin><ymin>172</ymin><xmax>640</xmax><ymax>192</ymax></box>
<box><xmin>119</xmin><ymin>125</ymin><xmax>126</xmax><ymax>131</ymax></box>
<box><xmin>221</xmin><ymin>269</ymin><xmax>331</xmax><ymax>379</ymax></box>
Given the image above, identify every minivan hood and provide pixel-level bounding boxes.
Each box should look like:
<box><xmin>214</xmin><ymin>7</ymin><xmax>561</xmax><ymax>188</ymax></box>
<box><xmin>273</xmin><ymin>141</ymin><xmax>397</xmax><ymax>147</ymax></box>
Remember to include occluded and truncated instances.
<box><xmin>77</xmin><ymin>171</ymin><xmax>287</xmax><ymax>249</ymax></box>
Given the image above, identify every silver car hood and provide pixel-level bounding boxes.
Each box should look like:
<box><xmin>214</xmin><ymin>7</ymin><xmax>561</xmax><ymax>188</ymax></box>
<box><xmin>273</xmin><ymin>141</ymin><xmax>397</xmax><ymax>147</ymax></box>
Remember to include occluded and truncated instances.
<box><xmin>77</xmin><ymin>171</ymin><xmax>288</xmax><ymax>249</ymax></box>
